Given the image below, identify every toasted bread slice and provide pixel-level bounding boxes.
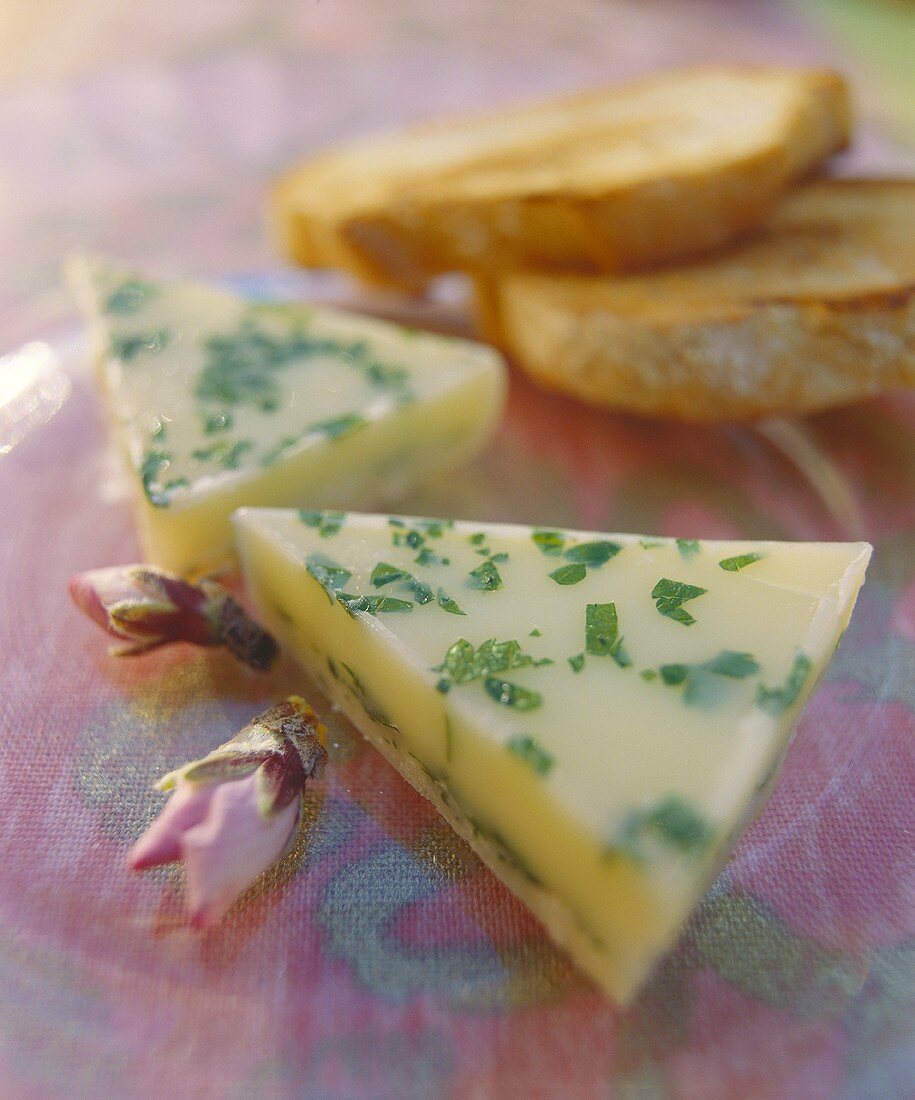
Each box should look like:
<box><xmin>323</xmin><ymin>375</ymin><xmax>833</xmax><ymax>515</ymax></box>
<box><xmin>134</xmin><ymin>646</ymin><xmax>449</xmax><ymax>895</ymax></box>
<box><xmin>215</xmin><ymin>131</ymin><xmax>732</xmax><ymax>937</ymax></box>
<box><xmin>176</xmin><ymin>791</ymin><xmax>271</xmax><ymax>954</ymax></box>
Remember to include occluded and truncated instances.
<box><xmin>476</xmin><ymin>180</ymin><xmax>915</xmax><ymax>422</ymax></box>
<box><xmin>274</xmin><ymin>67</ymin><xmax>849</xmax><ymax>290</ymax></box>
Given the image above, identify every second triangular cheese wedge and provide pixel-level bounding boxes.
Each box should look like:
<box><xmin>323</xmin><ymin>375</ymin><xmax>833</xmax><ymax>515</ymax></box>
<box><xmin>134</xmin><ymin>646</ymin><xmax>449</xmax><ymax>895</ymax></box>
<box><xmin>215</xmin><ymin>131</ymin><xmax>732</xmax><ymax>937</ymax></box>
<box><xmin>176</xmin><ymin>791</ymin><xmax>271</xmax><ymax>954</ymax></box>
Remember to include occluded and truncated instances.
<box><xmin>234</xmin><ymin>509</ymin><xmax>870</xmax><ymax>1003</ymax></box>
<box><xmin>68</xmin><ymin>257</ymin><xmax>505</xmax><ymax>575</ymax></box>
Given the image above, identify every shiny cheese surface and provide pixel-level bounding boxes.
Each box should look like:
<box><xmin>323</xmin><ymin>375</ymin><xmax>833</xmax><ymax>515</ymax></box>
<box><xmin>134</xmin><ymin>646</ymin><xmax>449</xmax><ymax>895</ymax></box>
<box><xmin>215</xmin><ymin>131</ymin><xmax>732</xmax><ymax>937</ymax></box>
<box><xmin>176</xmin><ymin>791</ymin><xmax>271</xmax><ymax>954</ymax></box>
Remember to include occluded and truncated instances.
<box><xmin>68</xmin><ymin>258</ymin><xmax>505</xmax><ymax>575</ymax></box>
<box><xmin>234</xmin><ymin>508</ymin><xmax>870</xmax><ymax>1003</ymax></box>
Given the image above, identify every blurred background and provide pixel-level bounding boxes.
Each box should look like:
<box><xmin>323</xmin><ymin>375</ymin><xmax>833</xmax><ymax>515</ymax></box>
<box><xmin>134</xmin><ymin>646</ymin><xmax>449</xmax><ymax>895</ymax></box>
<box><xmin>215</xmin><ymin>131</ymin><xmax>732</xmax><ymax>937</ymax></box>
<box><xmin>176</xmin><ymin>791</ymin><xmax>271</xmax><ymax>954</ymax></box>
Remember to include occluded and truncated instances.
<box><xmin>0</xmin><ymin>0</ymin><xmax>912</xmax><ymax>349</ymax></box>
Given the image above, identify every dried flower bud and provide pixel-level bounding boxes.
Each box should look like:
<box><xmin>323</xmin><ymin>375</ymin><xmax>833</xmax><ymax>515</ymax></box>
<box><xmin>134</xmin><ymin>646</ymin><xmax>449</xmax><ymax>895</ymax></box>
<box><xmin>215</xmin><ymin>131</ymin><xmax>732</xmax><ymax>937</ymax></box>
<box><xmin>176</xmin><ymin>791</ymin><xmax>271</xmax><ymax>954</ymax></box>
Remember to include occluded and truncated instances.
<box><xmin>129</xmin><ymin>696</ymin><xmax>328</xmax><ymax>928</ymax></box>
<box><xmin>69</xmin><ymin>564</ymin><xmax>278</xmax><ymax>670</ymax></box>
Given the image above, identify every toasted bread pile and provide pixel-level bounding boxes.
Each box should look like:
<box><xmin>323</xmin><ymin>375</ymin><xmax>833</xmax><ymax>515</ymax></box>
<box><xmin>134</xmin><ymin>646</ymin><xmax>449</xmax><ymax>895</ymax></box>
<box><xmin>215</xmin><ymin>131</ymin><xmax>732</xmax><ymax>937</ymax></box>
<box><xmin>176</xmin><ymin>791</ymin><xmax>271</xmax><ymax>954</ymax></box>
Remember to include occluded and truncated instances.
<box><xmin>274</xmin><ymin>66</ymin><xmax>914</xmax><ymax>421</ymax></box>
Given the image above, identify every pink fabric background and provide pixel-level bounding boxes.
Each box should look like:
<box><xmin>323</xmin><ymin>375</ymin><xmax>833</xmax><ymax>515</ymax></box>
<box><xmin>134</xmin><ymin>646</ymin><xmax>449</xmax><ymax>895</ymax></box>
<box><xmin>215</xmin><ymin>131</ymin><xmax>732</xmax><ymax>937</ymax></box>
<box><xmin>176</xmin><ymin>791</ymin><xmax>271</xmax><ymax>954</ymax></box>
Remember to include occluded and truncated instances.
<box><xmin>1</xmin><ymin>2</ymin><xmax>913</xmax><ymax>1096</ymax></box>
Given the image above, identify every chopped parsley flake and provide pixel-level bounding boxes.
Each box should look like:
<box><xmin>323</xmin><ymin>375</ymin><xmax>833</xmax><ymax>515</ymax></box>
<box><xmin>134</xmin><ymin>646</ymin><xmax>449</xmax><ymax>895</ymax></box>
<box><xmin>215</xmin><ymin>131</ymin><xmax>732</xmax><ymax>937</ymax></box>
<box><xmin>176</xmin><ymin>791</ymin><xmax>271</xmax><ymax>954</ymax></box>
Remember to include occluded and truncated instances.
<box><xmin>564</xmin><ymin>540</ymin><xmax>621</xmax><ymax>566</ymax></box>
<box><xmin>610</xmin><ymin>796</ymin><xmax>713</xmax><ymax>862</ymax></box>
<box><xmin>437</xmin><ymin>637</ymin><xmax>539</xmax><ymax>685</ymax></box>
<box><xmin>103</xmin><ymin>279</ymin><xmax>155</xmax><ymax>315</ymax></box>
<box><xmin>467</xmin><ymin>560</ymin><xmax>503</xmax><ymax>591</ymax></box>
<box><xmin>436</xmin><ymin>589</ymin><xmax>466</xmax><ymax>616</ymax></box>
<box><xmin>308</xmin><ymin>413</ymin><xmax>367</xmax><ymax>441</ymax></box>
<box><xmin>656</xmin><ymin>649</ymin><xmax>760</xmax><ymax>707</ymax></box>
<box><xmin>300</xmin><ymin>509</ymin><xmax>345</xmax><ymax>538</ymax></box>
<box><xmin>191</xmin><ymin>439</ymin><xmax>253</xmax><ymax>469</ymax></box>
<box><xmin>337</xmin><ymin>592</ymin><xmax>413</xmax><ymax>616</ymax></box>
<box><xmin>719</xmin><ymin>552</ymin><xmax>765</xmax><ymax>572</ymax></box>
<box><xmin>111</xmin><ymin>330</ymin><xmax>168</xmax><ymax>361</ymax></box>
<box><xmin>639</xmin><ymin>539</ymin><xmax>665</xmax><ymax>550</ymax></box>
<box><xmin>585</xmin><ymin>603</ymin><xmax>630</xmax><ymax>667</ymax></box>
<box><xmin>203</xmin><ymin>411</ymin><xmax>234</xmax><ymax>434</ymax></box>
<box><xmin>550</xmin><ymin>563</ymin><xmax>587</xmax><ymax>586</ymax></box>
<box><xmin>568</xmin><ymin>653</ymin><xmax>585</xmax><ymax>673</ymax></box>
<box><xmin>305</xmin><ymin>554</ymin><xmax>351</xmax><ymax>602</ymax></box>
<box><xmin>468</xmin><ymin>532</ymin><xmax>487</xmax><ymax>546</ymax></box>
<box><xmin>371</xmin><ymin>561</ymin><xmax>408</xmax><ymax>587</ymax></box>
<box><xmin>436</xmin><ymin>678</ymin><xmax>451</xmax><ymax>694</ymax></box>
<box><xmin>756</xmin><ymin>654</ymin><xmax>812</xmax><ymax>715</ymax></box>
<box><xmin>676</xmin><ymin>538</ymin><xmax>701</xmax><ymax>560</ymax></box>
<box><xmin>415</xmin><ymin>547</ymin><xmax>449</xmax><ymax>567</ymax></box>
<box><xmin>139</xmin><ymin>448</ymin><xmax>182</xmax><ymax>507</ymax></box>
<box><xmin>484</xmin><ymin>677</ymin><xmax>543</xmax><ymax>711</ymax></box>
<box><xmin>507</xmin><ymin>735</ymin><xmax>554</xmax><ymax>776</ymax></box>
<box><xmin>651</xmin><ymin>578</ymin><xmax>707</xmax><ymax>626</ymax></box>
<box><xmin>529</xmin><ymin>628</ymin><xmax>542</xmax><ymax>637</ymax></box>
<box><xmin>196</xmin><ymin>321</ymin><xmax>413</xmax><ymax>411</ymax></box>
<box><xmin>369</xmin><ymin>562</ymin><xmax>438</xmax><ymax>608</ymax></box>
<box><xmin>532</xmin><ymin>530</ymin><xmax>567</xmax><ymax>556</ymax></box>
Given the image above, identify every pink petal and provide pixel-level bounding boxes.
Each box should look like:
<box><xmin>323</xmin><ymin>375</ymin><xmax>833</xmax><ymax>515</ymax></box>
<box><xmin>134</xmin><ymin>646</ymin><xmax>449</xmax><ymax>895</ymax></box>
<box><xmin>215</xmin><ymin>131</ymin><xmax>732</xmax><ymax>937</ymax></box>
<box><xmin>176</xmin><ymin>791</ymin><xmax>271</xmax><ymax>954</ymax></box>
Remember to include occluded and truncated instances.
<box><xmin>180</xmin><ymin>773</ymin><xmax>300</xmax><ymax>929</ymax></box>
<box><xmin>127</xmin><ymin>782</ymin><xmax>217</xmax><ymax>870</ymax></box>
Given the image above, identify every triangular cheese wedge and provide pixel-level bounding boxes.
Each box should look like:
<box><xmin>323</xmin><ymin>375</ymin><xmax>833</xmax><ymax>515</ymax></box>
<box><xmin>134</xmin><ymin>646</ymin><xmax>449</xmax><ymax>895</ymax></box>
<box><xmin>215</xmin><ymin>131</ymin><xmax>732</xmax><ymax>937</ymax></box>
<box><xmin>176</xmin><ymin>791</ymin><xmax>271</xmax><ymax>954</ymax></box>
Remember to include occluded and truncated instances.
<box><xmin>234</xmin><ymin>509</ymin><xmax>870</xmax><ymax>1003</ymax></box>
<box><xmin>67</xmin><ymin>258</ymin><xmax>505</xmax><ymax>575</ymax></box>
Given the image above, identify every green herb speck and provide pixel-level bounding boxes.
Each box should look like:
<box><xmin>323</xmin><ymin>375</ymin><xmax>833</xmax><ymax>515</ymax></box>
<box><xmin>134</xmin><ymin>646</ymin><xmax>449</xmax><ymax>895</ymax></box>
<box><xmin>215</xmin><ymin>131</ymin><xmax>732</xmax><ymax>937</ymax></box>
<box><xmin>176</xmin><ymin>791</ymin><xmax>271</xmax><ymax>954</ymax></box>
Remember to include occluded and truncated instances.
<box><xmin>676</xmin><ymin>538</ymin><xmax>701</xmax><ymax>560</ymax></box>
<box><xmin>103</xmin><ymin>279</ymin><xmax>155</xmax><ymax>315</ymax></box>
<box><xmin>756</xmin><ymin>653</ymin><xmax>812</xmax><ymax>715</ymax></box>
<box><xmin>568</xmin><ymin>653</ymin><xmax>585</xmax><ymax>673</ymax></box>
<box><xmin>437</xmin><ymin>589</ymin><xmax>466</xmax><ymax>616</ymax></box>
<box><xmin>467</xmin><ymin>560</ymin><xmax>503</xmax><ymax>591</ymax></box>
<box><xmin>719</xmin><ymin>552</ymin><xmax>765</xmax><ymax>572</ymax></box>
<box><xmin>507</xmin><ymin>735</ymin><xmax>554</xmax><ymax>776</ymax></box>
<box><xmin>651</xmin><ymin>578</ymin><xmax>707</xmax><ymax>627</ymax></box>
<box><xmin>550</xmin><ymin>563</ymin><xmax>587</xmax><ymax>586</ymax></box>
<box><xmin>300</xmin><ymin>510</ymin><xmax>345</xmax><ymax>538</ymax></box>
<box><xmin>484</xmin><ymin>678</ymin><xmax>543</xmax><ymax>711</ymax></box>
<box><xmin>585</xmin><ymin>603</ymin><xmax>630</xmax><ymax>667</ymax></box>
<box><xmin>111</xmin><ymin>330</ymin><xmax>168</xmax><ymax>361</ymax></box>
<box><xmin>532</xmin><ymin>530</ymin><xmax>566</xmax><ymax>556</ymax></box>
<box><xmin>564</xmin><ymin>540</ymin><xmax>621</xmax><ymax>566</ymax></box>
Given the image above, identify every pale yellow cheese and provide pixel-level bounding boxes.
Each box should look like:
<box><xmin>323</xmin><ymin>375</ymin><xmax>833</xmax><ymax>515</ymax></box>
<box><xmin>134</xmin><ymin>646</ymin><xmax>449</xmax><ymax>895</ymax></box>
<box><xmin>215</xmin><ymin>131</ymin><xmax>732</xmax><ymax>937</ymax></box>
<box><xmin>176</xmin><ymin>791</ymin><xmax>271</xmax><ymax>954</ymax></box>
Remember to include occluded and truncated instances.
<box><xmin>67</xmin><ymin>257</ymin><xmax>505</xmax><ymax>575</ymax></box>
<box><xmin>233</xmin><ymin>509</ymin><xmax>870</xmax><ymax>1003</ymax></box>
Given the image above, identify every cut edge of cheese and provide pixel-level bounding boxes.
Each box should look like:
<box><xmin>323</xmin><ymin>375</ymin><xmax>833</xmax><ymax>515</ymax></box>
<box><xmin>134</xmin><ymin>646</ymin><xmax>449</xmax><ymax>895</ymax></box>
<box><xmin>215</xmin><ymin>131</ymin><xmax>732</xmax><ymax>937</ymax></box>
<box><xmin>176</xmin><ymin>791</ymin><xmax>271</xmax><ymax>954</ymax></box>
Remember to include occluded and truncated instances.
<box><xmin>233</xmin><ymin>508</ymin><xmax>870</xmax><ymax>1003</ymax></box>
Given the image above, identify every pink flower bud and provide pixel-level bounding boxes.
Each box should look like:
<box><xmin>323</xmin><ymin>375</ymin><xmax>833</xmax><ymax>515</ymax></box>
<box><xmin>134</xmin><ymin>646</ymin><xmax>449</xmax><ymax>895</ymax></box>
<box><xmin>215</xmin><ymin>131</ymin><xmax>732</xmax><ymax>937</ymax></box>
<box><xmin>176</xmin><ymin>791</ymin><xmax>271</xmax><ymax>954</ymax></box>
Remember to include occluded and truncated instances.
<box><xmin>69</xmin><ymin>564</ymin><xmax>278</xmax><ymax>670</ymax></box>
<box><xmin>129</xmin><ymin>696</ymin><xmax>328</xmax><ymax>927</ymax></box>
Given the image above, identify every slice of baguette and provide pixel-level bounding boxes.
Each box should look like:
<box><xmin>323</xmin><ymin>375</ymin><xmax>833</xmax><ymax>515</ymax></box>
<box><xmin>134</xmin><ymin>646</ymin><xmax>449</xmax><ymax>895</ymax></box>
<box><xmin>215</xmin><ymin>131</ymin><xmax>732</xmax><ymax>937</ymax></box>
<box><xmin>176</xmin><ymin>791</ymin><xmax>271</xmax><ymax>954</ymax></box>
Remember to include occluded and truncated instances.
<box><xmin>476</xmin><ymin>180</ymin><xmax>915</xmax><ymax>422</ymax></box>
<box><xmin>274</xmin><ymin>66</ymin><xmax>849</xmax><ymax>290</ymax></box>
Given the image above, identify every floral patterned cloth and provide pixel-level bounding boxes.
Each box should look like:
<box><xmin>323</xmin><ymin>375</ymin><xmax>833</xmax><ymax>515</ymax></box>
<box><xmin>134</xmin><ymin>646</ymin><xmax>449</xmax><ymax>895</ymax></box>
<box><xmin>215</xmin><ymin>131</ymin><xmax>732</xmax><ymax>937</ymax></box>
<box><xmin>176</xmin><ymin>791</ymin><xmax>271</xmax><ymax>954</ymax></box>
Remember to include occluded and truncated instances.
<box><xmin>0</xmin><ymin>3</ymin><xmax>913</xmax><ymax>1097</ymax></box>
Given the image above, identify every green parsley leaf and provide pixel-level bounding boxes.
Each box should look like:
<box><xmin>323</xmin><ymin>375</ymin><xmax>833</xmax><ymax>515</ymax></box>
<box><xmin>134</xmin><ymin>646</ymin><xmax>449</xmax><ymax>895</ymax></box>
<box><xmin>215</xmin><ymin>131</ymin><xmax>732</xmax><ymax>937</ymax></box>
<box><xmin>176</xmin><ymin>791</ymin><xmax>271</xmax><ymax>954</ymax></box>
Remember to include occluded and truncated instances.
<box><xmin>676</xmin><ymin>538</ymin><xmax>701</xmax><ymax>560</ymax></box>
<box><xmin>484</xmin><ymin>678</ymin><xmax>543</xmax><ymax>711</ymax></box>
<box><xmin>437</xmin><ymin>589</ymin><xmax>466</xmax><ymax>616</ymax></box>
<box><xmin>305</xmin><ymin>554</ymin><xmax>352</xmax><ymax>603</ymax></box>
<box><xmin>651</xmin><ymin>578</ymin><xmax>707</xmax><ymax>627</ymax></box>
<box><xmin>549</xmin><ymin>563</ymin><xmax>587</xmax><ymax>586</ymax></box>
<box><xmin>337</xmin><ymin>592</ymin><xmax>413</xmax><ymax>616</ymax></box>
<box><xmin>719</xmin><ymin>552</ymin><xmax>765</xmax><ymax>572</ymax></box>
<box><xmin>608</xmin><ymin>795</ymin><xmax>712</xmax><ymax>862</ymax></box>
<box><xmin>309</xmin><ymin>413</ymin><xmax>367</xmax><ymax>441</ymax></box>
<box><xmin>103</xmin><ymin>279</ymin><xmax>155</xmax><ymax>315</ymax></box>
<box><xmin>568</xmin><ymin>653</ymin><xmax>585</xmax><ymax>673</ymax></box>
<box><xmin>507</xmin><ymin>735</ymin><xmax>554</xmax><ymax>776</ymax></box>
<box><xmin>467</xmin><ymin>560</ymin><xmax>503</xmax><ymax>591</ymax></box>
<box><xmin>564</xmin><ymin>541</ymin><xmax>622</xmax><ymax>566</ymax></box>
<box><xmin>585</xmin><ymin>603</ymin><xmax>630</xmax><ymax>666</ymax></box>
<box><xmin>529</xmin><ymin>628</ymin><xmax>542</xmax><ymax>637</ymax></box>
<box><xmin>657</xmin><ymin>650</ymin><xmax>759</xmax><ymax>707</ymax></box>
<box><xmin>203</xmin><ymin>411</ymin><xmax>233</xmax><ymax>434</ymax></box>
<box><xmin>407</xmin><ymin>577</ymin><xmax>434</xmax><ymax>605</ymax></box>
<box><xmin>756</xmin><ymin>654</ymin><xmax>812</xmax><ymax>715</ymax></box>
<box><xmin>468</xmin><ymin>532</ymin><xmax>486</xmax><ymax>546</ymax></box>
<box><xmin>299</xmin><ymin>509</ymin><xmax>345</xmax><ymax>538</ymax></box>
<box><xmin>110</xmin><ymin>330</ymin><xmax>168</xmax><ymax>361</ymax></box>
<box><xmin>532</xmin><ymin>530</ymin><xmax>566</xmax><ymax>556</ymax></box>
<box><xmin>370</xmin><ymin>561</ymin><xmax>408</xmax><ymax>587</ymax></box>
